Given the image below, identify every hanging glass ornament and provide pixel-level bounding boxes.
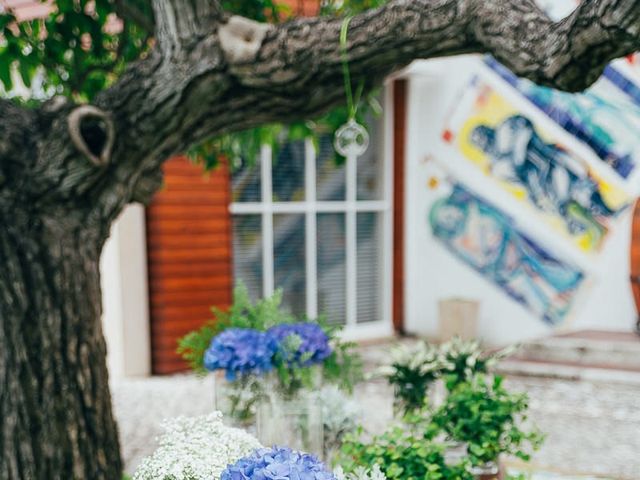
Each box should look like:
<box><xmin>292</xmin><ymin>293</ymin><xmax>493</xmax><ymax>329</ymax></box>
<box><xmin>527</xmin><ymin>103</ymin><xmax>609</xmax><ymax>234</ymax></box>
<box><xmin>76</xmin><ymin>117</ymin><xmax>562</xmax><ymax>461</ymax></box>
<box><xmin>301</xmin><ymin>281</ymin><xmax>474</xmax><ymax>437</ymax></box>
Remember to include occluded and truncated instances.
<box><xmin>334</xmin><ymin>16</ymin><xmax>369</xmax><ymax>158</ymax></box>
<box><xmin>334</xmin><ymin>118</ymin><xmax>369</xmax><ymax>157</ymax></box>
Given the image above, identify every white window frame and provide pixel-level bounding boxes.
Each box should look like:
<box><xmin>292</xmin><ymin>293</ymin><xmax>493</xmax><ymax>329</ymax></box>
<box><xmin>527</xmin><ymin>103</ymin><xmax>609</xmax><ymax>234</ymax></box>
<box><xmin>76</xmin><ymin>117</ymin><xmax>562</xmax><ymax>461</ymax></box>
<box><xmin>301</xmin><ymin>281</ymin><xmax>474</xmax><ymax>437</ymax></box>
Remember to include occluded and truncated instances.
<box><xmin>229</xmin><ymin>87</ymin><xmax>395</xmax><ymax>340</ymax></box>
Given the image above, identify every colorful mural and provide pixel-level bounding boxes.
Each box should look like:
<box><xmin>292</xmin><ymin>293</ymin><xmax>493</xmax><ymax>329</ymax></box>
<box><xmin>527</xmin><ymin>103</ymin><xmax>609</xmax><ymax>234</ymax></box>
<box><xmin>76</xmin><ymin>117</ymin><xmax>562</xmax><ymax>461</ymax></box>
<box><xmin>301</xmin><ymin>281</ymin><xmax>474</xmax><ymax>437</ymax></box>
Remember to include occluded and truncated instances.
<box><xmin>429</xmin><ymin>181</ymin><xmax>585</xmax><ymax>325</ymax></box>
<box><xmin>486</xmin><ymin>57</ymin><xmax>640</xmax><ymax>180</ymax></box>
<box><xmin>442</xmin><ymin>77</ymin><xmax>630</xmax><ymax>253</ymax></box>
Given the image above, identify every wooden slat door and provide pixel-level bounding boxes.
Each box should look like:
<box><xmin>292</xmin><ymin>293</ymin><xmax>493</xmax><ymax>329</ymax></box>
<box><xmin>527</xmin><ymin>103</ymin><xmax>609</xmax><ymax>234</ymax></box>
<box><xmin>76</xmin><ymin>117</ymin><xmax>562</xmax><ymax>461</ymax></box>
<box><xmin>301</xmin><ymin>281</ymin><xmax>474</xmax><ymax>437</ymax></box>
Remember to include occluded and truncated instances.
<box><xmin>146</xmin><ymin>157</ymin><xmax>233</xmax><ymax>374</ymax></box>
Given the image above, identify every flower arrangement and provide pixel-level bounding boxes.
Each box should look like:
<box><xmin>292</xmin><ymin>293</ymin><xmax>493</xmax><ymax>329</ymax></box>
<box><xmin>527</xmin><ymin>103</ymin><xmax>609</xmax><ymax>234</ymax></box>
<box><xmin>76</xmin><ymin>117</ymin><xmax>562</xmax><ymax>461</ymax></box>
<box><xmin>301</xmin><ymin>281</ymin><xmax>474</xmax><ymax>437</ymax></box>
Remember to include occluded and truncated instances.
<box><xmin>132</xmin><ymin>412</ymin><xmax>262</xmax><ymax>480</ymax></box>
<box><xmin>178</xmin><ymin>283</ymin><xmax>363</xmax><ymax>454</ymax></box>
<box><xmin>221</xmin><ymin>446</ymin><xmax>336</xmax><ymax>480</ymax></box>
<box><xmin>178</xmin><ymin>282</ymin><xmax>363</xmax><ymax>406</ymax></box>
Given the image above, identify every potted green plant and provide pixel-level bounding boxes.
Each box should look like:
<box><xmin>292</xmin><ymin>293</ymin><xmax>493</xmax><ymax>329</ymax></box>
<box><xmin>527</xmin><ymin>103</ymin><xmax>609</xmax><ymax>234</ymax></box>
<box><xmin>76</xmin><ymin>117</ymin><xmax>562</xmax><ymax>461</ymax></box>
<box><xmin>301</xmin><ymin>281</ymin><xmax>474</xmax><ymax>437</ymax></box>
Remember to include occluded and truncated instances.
<box><xmin>378</xmin><ymin>341</ymin><xmax>444</xmax><ymax>415</ymax></box>
<box><xmin>433</xmin><ymin>375</ymin><xmax>543</xmax><ymax>479</ymax></box>
<box><xmin>338</xmin><ymin>418</ymin><xmax>474</xmax><ymax>480</ymax></box>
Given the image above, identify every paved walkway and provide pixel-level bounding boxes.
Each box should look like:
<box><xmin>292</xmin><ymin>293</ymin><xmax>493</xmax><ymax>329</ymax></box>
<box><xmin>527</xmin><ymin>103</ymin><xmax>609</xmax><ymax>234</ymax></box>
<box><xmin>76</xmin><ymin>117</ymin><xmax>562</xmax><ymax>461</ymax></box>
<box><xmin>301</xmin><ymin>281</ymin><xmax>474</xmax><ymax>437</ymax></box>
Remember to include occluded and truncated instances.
<box><xmin>111</xmin><ymin>359</ymin><xmax>640</xmax><ymax>478</ymax></box>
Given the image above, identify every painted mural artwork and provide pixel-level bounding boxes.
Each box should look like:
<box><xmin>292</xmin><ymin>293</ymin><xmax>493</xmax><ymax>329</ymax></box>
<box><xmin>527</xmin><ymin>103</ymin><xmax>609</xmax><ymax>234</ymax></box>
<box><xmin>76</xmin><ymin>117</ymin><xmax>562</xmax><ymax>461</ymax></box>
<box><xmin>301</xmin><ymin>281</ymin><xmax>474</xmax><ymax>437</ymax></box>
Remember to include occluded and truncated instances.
<box><xmin>486</xmin><ymin>57</ymin><xmax>640</xmax><ymax>180</ymax></box>
<box><xmin>429</xmin><ymin>181</ymin><xmax>585</xmax><ymax>325</ymax></box>
<box><xmin>442</xmin><ymin>76</ymin><xmax>630</xmax><ymax>253</ymax></box>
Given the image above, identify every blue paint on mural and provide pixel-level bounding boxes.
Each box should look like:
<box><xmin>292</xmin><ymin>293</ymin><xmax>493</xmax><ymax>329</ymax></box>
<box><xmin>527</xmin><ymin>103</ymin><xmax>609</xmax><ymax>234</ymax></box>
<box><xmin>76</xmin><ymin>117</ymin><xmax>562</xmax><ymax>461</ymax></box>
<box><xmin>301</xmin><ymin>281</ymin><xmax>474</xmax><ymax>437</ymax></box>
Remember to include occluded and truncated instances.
<box><xmin>470</xmin><ymin>113</ymin><xmax>618</xmax><ymax>232</ymax></box>
<box><xmin>486</xmin><ymin>57</ymin><xmax>640</xmax><ymax>179</ymax></box>
<box><xmin>429</xmin><ymin>183</ymin><xmax>585</xmax><ymax>325</ymax></box>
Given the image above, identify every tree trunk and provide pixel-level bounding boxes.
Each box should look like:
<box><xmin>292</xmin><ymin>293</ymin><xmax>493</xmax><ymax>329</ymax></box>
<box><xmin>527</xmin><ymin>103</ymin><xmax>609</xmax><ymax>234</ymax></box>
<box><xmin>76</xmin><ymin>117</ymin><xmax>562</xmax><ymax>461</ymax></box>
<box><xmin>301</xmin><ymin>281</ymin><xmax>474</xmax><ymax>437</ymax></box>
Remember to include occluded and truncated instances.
<box><xmin>0</xmin><ymin>212</ymin><xmax>121</xmax><ymax>479</ymax></box>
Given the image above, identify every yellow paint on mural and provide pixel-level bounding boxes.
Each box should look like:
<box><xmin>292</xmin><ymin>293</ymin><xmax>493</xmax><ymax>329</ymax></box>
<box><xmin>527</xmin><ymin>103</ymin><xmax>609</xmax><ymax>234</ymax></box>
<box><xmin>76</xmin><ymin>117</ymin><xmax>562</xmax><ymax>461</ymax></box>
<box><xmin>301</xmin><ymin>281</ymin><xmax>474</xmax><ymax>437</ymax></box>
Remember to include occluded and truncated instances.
<box><xmin>450</xmin><ymin>83</ymin><xmax>630</xmax><ymax>253</ymax></box>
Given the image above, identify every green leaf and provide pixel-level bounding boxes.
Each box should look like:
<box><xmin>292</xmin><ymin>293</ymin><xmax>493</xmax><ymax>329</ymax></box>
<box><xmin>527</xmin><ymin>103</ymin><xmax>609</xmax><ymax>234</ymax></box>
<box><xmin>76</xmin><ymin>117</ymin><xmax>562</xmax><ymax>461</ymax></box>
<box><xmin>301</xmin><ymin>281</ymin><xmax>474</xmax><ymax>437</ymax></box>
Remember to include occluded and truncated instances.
<box><xmin>18</xmin><ymin>59</ymin><xmax>33</xmax><ymax>88</ymax></box>
<box><xmin>0</xmin><ymin>57</ymin><xmax>12</xmax><ymax>91</ymax></box>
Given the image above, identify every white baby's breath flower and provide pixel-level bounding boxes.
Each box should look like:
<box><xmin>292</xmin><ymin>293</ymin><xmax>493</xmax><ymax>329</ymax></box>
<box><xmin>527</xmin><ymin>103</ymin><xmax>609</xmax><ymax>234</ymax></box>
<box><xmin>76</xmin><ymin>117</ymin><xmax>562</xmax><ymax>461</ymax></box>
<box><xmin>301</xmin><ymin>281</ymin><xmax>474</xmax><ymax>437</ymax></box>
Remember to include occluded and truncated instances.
<box><xmin>132</xmin><ymin>412</ymin><xmax>262</xmax><ymax>480</ymax></box>
<box><xmin>388</xmin><ymin>341</ymin><xmax>440</xmax><ymax>372</ymax></box>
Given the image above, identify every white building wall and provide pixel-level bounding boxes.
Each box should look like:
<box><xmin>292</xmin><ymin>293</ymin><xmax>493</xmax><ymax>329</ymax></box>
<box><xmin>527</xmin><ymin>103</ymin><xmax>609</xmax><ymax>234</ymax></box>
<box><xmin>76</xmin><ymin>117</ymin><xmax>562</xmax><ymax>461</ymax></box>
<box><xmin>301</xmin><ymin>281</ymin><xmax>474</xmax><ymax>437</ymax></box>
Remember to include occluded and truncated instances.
<box><xmin>100</xmin><ymin>204</ymin><xmax>151</xmax><ymax>378</ymax></box>
<box><xmin>403</xmin><ymin>57</ymin><xmax>638</xmax><ymax>346</ymax></box>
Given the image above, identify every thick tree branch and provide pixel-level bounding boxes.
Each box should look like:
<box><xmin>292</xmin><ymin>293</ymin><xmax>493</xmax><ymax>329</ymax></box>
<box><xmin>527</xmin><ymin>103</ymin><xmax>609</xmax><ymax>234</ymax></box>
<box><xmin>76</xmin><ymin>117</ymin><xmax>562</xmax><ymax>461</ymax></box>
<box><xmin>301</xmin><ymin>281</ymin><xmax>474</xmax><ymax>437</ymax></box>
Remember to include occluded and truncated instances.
<box><xmin>224</xmin><ymin>0</ymin><xmax>640</xmax><ymax>99</ymax></box>
<box><xmin>81</xmin><ymin>0</ymin><xmax>640</xmax><ymax>225</ymax></box>
<box><xmin>6</xmin><ymin>0</ymin><xmax>640</xmax><ymax>232</ymax></box>
<box><xmin>141</xmin><ymin>0</ymin><xmax>640</xmax><ymax>159</ymax></box>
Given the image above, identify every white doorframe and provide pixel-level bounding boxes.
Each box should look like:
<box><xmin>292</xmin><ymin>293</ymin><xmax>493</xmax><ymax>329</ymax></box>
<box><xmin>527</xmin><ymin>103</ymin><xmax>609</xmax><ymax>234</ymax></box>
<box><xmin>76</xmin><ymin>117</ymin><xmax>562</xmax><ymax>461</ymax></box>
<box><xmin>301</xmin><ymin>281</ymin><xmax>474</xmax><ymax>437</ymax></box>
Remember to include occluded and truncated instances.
<box><xmin>101</xmin><ymin>204</ymin><xmax>151</xmax><ymax>378</ymax></box>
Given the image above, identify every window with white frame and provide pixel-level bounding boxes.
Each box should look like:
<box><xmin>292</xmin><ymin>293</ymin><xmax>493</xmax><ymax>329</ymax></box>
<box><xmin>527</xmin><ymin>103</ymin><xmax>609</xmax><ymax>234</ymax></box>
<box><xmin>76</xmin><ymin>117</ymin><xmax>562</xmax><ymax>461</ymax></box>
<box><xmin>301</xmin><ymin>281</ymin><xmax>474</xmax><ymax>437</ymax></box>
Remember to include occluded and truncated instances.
<box><xmin>229</xmin><ymin>101</ymin><xmax>393</xmax><ymax>339</ymax></box>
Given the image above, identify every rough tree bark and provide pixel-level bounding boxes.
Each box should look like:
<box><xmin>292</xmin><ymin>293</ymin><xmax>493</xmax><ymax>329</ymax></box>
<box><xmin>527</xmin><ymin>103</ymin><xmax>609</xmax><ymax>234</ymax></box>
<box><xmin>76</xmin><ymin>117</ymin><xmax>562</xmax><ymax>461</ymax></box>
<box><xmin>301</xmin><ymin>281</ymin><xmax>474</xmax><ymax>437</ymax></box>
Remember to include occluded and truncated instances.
<box><xmin>1</xmin><ymin>0</ymin><xmax>640</xmax><ymax>478</ymax></box>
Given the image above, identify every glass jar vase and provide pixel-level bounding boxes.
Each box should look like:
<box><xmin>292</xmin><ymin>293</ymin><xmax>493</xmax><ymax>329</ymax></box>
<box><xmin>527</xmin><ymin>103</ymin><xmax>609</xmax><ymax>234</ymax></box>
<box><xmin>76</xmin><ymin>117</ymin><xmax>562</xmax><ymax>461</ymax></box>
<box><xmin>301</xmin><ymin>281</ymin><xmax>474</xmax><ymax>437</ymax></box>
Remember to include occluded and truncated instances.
<box><xmin>256</xmin><ymin>370</ymin><xmax>323</xmax><ymax>455</ymax></box>
<box><xmin>214</xmin><ymin>371</ymin><xmax>263</xmax><ymax>430</ymax></box>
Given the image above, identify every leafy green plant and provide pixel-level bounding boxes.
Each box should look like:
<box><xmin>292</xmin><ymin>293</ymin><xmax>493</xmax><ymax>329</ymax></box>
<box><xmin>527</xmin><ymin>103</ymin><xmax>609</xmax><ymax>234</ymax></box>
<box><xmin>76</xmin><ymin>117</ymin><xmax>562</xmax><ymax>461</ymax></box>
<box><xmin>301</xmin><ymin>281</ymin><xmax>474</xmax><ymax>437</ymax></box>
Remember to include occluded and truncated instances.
<box><xmin>339</xmin><ymin>421</ymin><xmax>474</xmax><ymax>480</ymax></box>
<box><xmin>433</xmin><ymin>375</ymin><xmax>543</xmax><ymax>467</ymax></box>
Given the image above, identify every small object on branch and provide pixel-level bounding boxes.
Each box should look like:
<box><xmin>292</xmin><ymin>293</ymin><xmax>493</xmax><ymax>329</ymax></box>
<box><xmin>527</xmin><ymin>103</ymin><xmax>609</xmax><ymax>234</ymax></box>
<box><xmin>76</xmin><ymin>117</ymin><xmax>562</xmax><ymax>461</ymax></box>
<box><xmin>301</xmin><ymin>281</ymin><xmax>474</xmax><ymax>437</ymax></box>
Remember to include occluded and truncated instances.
<box><xmin>334</xmin><ymin>16</ymin><xmax>368</xmax><ymax>158</ymax></box>
<box><xmin>334</xmin><ymin>119</ymin><xmax>369</xmax><ymax>157</ymax></box>
<box><xmin>219</xmin><ymin>16</ymin><xmax>273</xmax><ymax>64</ymax></box>
<box><xmin>67</xmin><ymin>105</ymin><xmax>115</xmax><ymax>167</ymax></box>
<box><xmin>42</xmin><ymin>96</ymin><xmax>68</xmax><ymax>113</ymax></box>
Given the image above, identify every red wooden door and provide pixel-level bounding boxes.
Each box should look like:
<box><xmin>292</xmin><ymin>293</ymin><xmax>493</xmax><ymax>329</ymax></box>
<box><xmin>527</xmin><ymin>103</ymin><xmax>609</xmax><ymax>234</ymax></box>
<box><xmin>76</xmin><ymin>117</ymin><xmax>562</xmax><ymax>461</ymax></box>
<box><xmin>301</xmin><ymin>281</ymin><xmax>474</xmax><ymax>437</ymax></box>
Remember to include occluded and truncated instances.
<box><xmin>146</xmin><ymin>157</ymin><xmax>233</xmax><ymax>374</ymax></box>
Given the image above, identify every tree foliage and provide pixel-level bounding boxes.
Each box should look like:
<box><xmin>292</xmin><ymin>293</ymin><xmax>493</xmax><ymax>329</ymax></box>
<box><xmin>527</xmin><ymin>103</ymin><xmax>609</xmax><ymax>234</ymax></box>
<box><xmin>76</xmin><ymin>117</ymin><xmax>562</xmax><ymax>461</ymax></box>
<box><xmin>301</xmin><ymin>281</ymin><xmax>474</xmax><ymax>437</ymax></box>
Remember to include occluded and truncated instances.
<box><xmin>0</xmin><ymin>0</ymin><xmax>304</xmax><ymax>100</ymax></box>
<box><xmin>0</xmin><ymin>0</ymin><xmax>153</xmax><ymax>101</ymax></box>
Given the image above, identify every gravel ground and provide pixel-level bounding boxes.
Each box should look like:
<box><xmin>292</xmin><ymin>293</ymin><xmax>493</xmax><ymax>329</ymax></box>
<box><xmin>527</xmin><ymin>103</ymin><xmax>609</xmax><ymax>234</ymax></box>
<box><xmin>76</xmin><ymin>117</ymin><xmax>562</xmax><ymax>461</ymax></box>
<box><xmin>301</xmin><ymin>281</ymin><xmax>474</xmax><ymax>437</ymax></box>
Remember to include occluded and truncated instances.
<box><xmin>111</xmin><ymin>344</ymin><xmax>640</xmax><ymax>478</ymax></box>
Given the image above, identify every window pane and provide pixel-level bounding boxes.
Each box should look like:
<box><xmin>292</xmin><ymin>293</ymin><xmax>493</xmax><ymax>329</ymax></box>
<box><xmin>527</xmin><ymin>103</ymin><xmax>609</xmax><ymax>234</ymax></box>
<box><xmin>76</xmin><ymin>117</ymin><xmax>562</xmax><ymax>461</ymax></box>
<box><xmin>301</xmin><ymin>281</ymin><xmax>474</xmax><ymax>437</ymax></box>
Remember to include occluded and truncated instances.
<box><xmin>357</xmin><ymin>111</ymin><xmax>383</xmax><ymax>201</ymax></box>
<box><xmin>273</xmin><ymin>141</ymin><xmax>305</xmax><ymax>202</ymax></box>
<box><xmin>317</xmin><ymin>135</ymin><xmax>346</xmax><ymax>201</ymax></box>
<box><xmin>231</xmin><ymin>157</ymin><xmax>261</xmax><ymax>203</ymax></box>
<box><xmin>273</xmin><ymin>214</ymin><xmax>306</xmax><ymax>316</ymax></box>
<box><xmin>317</xmin><ymin>213</ymin><xmax>346</xmax><ymax>325</ymax></box>
<box><xmin>232</xmin><ymin>214</ymin><xmax>263</xmax><ymax>301</ymax></box>
<box><xmin>357</xmin><ymin>212</ymin><xmax>383</xmax><ymax>323</ymax></box>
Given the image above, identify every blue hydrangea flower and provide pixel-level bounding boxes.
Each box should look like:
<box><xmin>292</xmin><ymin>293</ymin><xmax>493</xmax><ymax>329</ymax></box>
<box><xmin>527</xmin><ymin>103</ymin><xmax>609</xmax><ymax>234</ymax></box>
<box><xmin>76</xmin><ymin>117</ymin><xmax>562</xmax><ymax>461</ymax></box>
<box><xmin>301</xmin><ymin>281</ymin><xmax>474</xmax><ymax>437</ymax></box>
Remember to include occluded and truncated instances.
<box><xmin>204</xmin><ymin>328</ymin><xmax>278</xmax><ymax>380</ymax></box>
<box><xmin>221</xmin><ymin>446</ymin><xmax>336</xmax><ymax>480</ymax></box>
<box><xmin>268</xmin><ymin>323</ymin><xmax>333</xmax><ymax>367</ymax></box>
